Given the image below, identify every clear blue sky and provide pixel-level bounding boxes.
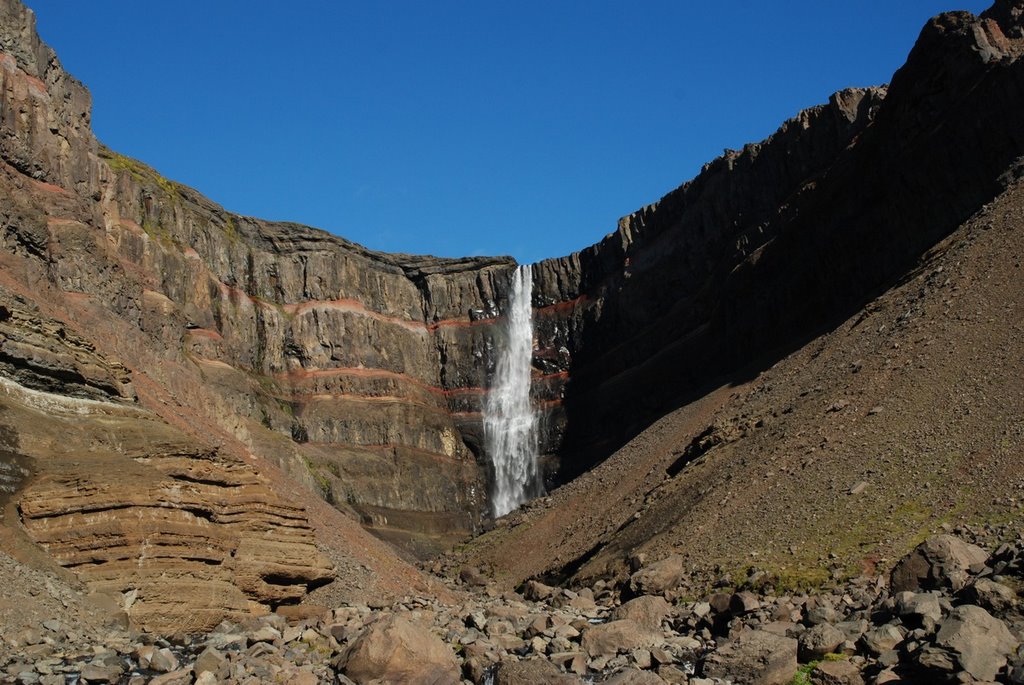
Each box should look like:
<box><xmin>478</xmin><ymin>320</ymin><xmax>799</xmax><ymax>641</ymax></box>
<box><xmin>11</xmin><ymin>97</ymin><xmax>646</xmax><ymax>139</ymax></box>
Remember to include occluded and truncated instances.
<box><xmin>25</xmin><ymin>1</ymin><xmax>989</xmax><ymax>264</ymax></box>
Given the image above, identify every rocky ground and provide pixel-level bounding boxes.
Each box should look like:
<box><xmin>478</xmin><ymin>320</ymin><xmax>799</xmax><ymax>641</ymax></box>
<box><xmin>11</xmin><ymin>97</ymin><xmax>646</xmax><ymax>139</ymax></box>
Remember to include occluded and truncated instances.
<box><xmin>4</xmin><ymin>531</ymin><xmax>1024</xmax><ymax>684</ymax></box>
<box><xmin>447</xmin><ymin>171</ymin><xmax>1024</xmax><ymax>597</ymax></box>
<box><xmin>0</xmin><ymin>1</ymin><xmax>1022</xmax><ymax>684</ymax></box>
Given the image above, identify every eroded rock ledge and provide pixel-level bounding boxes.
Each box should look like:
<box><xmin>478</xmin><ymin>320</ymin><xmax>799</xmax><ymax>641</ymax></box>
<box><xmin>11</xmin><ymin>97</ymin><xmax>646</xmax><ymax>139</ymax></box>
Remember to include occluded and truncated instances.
<box><xmin>0</xmin><ymin>292</ymin><xmax>333</xmax><ymax>632</ymax></box>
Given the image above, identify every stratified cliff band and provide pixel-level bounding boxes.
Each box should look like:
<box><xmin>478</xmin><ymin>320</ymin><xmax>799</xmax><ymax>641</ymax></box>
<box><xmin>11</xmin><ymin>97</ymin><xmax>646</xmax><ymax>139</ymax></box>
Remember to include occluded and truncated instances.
<box><xmin>0</xmin><ymin>0</ymin><xmax>1022</xmax><ymax>634</ymax></box>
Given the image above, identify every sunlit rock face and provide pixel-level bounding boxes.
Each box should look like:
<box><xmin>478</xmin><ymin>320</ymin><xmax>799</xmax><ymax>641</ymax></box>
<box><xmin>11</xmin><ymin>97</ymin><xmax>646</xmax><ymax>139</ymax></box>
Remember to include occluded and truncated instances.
<box><xmin>2</xmin><ymin>0</ymin><xmax>1024</xmax><ymax>588</ymax></box>
<box><xmin>0</xmin><ymin>0</ymin><xmax>525</xmax><ymax>553</ymax></box>
<box><xmin>0</xmin><ymin>292</ymin><xmax>334</xmax><ymax>632</ymax></box>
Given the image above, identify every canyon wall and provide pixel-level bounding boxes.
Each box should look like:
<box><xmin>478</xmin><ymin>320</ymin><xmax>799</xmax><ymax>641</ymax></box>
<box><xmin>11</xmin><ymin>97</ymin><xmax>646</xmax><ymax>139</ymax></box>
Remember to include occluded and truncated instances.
<box><xmin>0</xmin><ymin>0</ymin><xmax>529</xmax><ymax>556</ymax></box>
<box><xmin>0</xmin><ymin>0</ymin><xmax>521</xmax><ymax>624</ymax></box>
<box><xmin>1</xmin><ymin>0</ymin><xmax>1023</xmax><ymax>625</ymax></box>
<box><xmin>529</xmin><ymin>4</ymin><xmax>1024</xmax><ymax>482</ymax></box>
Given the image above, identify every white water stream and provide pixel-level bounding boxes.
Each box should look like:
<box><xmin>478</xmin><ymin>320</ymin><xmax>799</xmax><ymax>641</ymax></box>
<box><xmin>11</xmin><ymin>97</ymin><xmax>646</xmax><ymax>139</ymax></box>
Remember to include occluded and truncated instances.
<box><xmin>484</xmin><ymin>264</ymin><xmax>541</xmax><ymax>517</ymax></box>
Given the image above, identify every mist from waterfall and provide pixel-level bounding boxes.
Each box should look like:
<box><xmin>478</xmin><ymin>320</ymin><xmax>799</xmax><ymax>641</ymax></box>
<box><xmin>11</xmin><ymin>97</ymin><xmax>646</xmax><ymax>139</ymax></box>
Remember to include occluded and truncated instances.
<box><xmin>484</xmin><ymin>264</ymin><xmax>541</xmax><ymax>518</ymax></box>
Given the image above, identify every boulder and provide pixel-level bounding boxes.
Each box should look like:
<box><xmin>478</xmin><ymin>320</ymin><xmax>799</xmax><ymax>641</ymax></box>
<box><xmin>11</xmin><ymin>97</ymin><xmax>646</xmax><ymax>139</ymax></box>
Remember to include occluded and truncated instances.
<box><xmin>799</xmin><ymin>623</ymin><xmax>846</xmax><ymax>661</ymax></box>
<box><xmin>629</xmin><ymin>556</ymin><xmax>685</xmax><ymax>596</ymax></box>
<box><xmin>494</xmin><ymin>658</ymin><xmax>582</xmax><ymax>685</ymax></box>
<box><xmin>523</xmin><ymin>580</ymin><xmax>556</xmax><ymax>601</ymax></box>
<box><xmin>809</xmin><ymin>659</ymin><xmax>864</xmax><ymax>685</ymax></box>
<box><xmin>581</xmin><ymin>619</ymin><xmax>662</xmax><ymax>658</ymax></box>
<box><xmin>804</xmin><ymin>600</ymin><xmax>838</xmax><ymax>626</ymax></box>
<box><xmin>730</xmin><ymin>591</ymin><xmax>761</xmax><ymax>614</ymax></box>
<box><xmin>931</xmin><ymin>604</ymin><xmax>1018</xmax><ymax>681</ymax></box>
<box><xmin>701</xmin><ymin>630</ymin><xmax>798</xmax><ymax>685</ymax></box>
<box><xmin>343</xmin><ymin>614</ymin><xmax>460</xmax><ymax>684</ymax></box>
<box><xmin>79</xmin><ymin>664</ymin><xmax>123</xmax><ymax>683</ymax></box>
<box><xmin>193</xmin><ymin>647</ymin><xmax>226</xmax><ymax>676</ymax></box>
<box><xmin>148</xmin><ymin>671</ymin><xmax>192</xmax><ymax>685</ymax></box>
<box><xmin>611</xmin><ymin>596</ymin><xmax>673</xmax><ymax>630</ymax></box>
<box><xmin>834</xmin><ymin>619</ymin><xmax>868</xmax><ymax>643</ymax></box>
<box><xmin>894</xmin><ymin>591</ymin><xmax>943</xmax><ymax>631</ymax></box>
<box><xmin>915</xmin><ymin>644</ymin><xmax>958</xmax><ymax>675</ymax></box>
<box><xmin>604</xmin><ymin>667</ymin><xmax>668</xmax><ymax>684</ymax></box>
<box><xmin>890</xmin><ymin>535</ymin><xmax>988</xmax><ymax>593</ymax></box>
<box><xmin>959</xmin><ymin>578</ymin><xmax>1017</xmax><ymax>614</ymax></box>
<box><xmin>149</xmin><ymin>648</ymin><xmax>179</xmax><ymax>673</ymax></box>
<box><xmin>859</xmin><ymin>624</ymin><xmax>905</xmax><ymax>655</ymax></box>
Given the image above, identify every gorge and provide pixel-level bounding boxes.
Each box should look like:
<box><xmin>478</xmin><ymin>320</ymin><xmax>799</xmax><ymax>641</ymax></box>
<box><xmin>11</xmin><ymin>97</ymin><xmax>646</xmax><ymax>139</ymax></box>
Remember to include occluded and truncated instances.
<box><xmin>0</xmin><ymin>0</ymin><xmax>1023</xmax><ymax>683</ymax></box>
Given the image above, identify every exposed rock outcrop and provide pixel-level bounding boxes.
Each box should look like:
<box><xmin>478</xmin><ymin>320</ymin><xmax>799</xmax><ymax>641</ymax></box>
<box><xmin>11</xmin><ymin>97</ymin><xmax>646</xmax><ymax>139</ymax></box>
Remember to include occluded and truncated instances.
<box><xmin>0</xmin><ymin>292</ymin><xmax>333</xmax><ymax>631</ymax></box>
<box><xmin>529</xmin><ymin>1</ymin><xmax>1024</xmax><ymax>483</ymax></box>
<box><xmin>0</xmin><ymin>0</ymin><xmax>517</xmax><ymax>552</ymax></box>
<box><xmin>3</xmin><ymin>0</ymin><xmax>1024</xmax><ymax>643</ymax></box>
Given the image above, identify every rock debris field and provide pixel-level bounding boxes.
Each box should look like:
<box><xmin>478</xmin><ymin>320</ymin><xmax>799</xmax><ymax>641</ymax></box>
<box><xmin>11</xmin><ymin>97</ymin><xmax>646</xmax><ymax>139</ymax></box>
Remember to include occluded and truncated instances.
<box><xmin>4</xmin><ymin>530</ymin><xmax>1024</xmax><ymax>684</ymax></box>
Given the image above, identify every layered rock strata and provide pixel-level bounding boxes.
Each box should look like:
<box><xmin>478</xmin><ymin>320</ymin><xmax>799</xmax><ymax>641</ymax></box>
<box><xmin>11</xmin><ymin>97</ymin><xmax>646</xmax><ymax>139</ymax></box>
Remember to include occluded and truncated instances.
<box><xmin>0</xmin><ymin>0</ymin><xmax>519</xmax><ymax>550</ymax></box>
<box><xmin>2</xmin><ymin>0</ymin><xmax>1023</xmax><ymax>600</ymax></box>
<box><xmin>0</xmin><ymin>293</ymin><xmax>333</xmax><ymax>632</ymax></box>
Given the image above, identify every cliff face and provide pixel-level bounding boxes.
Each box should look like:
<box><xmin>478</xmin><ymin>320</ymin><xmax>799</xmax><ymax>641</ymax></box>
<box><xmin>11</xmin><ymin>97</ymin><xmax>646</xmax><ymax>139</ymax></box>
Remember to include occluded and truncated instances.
<box><xmin>2</xmin><ymin>0</ymin><xmax>1023</xmax><ymax>630</ymax></box>
<box><xmin>448</xmin><ymin>0</ymin><xmax>1024</xmax><ymax>592</ymax></box>
<box><xmin>0</xmin><ymin>0</ymin><xmax>528</xmax><ymax>558</ymax></box>
<box><xmin>0</xmin><ymin>290</ymin><xmax>334</xmax><ymax>631</ymax></box>
<box><xmin>0</xmin><ymin>0</ymin><xmax>514</xmax><ymax>626</ymax></box>
<box><xmin>529</xmin><ymin>3</ymin><xmax>1024</xmax><ymax>483</ymax></box>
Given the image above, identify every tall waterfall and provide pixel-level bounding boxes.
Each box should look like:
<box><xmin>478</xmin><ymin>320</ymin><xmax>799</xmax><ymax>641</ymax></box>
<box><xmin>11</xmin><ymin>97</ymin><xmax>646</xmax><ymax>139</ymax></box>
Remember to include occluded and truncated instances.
<box><xmin>484</xmin><ymin>264</ymin><xmax>541</xmax><ymax>518</ymax></box>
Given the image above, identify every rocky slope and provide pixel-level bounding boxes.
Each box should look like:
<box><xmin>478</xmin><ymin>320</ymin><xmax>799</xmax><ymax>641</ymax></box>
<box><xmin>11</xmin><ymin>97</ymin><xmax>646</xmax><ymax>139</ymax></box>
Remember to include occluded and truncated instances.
<box><xmin>450</xmin><ymin>167</ymin><xmax>1024</xmax><ymax>595</ymax></box>
<box><xmin>447</xmin><ymin>1</ymin><xmax>1024</xmax><ymax>604</ymax></box>
<box><xmin>5</xmin><ymin>531</ymin><xmax>1024</xmax><ymax>684</ymax></box>
<box><xmin>529</xmin><ymin>2</ymin><xmax>1024</xmax><ymax>484</ymax></box>
<box><xmin>1</xmin><ymin>0</ymin><xmax>1023</xmax><ymax>652</ymax></box>
<box><xmin>0</xmin><ymin>0</ymin><xmax>471</xmax><ymax>630</ymax></box>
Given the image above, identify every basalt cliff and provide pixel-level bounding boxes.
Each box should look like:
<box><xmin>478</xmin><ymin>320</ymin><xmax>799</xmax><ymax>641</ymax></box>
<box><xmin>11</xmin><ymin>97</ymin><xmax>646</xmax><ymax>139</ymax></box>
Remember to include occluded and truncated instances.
<box><xmin>0</xmin><ymin>0</ymin><xmax>1023</xmax><ymax>642</ymax></box>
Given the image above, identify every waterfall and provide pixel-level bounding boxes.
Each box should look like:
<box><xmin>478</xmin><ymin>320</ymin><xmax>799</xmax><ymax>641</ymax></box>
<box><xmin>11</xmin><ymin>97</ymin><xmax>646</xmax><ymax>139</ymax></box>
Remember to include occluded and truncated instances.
<box><xmin>484</xmin><ymin>264</ymin><xmax>541</xmax><ymax>517</ymax></box>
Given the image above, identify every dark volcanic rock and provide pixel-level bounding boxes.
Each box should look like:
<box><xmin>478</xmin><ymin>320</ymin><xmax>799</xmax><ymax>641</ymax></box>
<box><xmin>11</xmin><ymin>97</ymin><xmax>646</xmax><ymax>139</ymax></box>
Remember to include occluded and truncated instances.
<box><xmin>700</xmin><ymin>629</ymin><xmax>798</xmax><ymax>685</ymax></box>
<box><xmin>890</xmin><ymin>535</ymin><xmax>989</xmax><ymax>593</ymax></box>
<box><xmin>529</xmin><ymin>2</ymin><xmax>1024</xmax><ymax>483</ymax></box>
<box><xmin>928</xmin><ymin>604</ymin><xmax>1018</xmax><ymax>681</ymax></box>
<box><xmin>3</xmin><ymin>0</ymin><xmax>1024</xmax><ymax>645</ymax></box>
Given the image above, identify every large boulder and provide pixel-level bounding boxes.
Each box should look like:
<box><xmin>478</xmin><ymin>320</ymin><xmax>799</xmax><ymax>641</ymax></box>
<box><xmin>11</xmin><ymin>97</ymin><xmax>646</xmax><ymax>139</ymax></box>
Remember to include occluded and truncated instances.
<box><xmin>929</xmin><ymin>604</ymin><xmax>1018</xmax><ymax>681</ymax></box>
<box><xmin>701</xmin><ymin>630</ymin><xmax>798</xmax><ymax>685</ymax></box>
<box><xmin>604</xmin><ymin>668</ymin><xmax>669</xmax><ymax>684</ymax></box>
<box><xmin>494</xmin><ymin>658</ymin><xmax>582</xmax><ymax>685</ymax></box>
<box><xmin>581</xmin><ymin>619</ymin><xmax>662</xmax><ymax>658</ymax></box>
<box><xmin>629</xmin><ymin>556</ymin><xmax>685</xmax><ymax>596</ymax></box>
<box><xmin>889</xmin><ymin>535</ymin><xmax>988</xmax><ymax>593</ymax></box>
<box><xmin>343</xmin><ymin>614</ymin><xmax>461</xmax><ymax>685</ymax></box>
<box><xmin>611</xmin><ymin>596</ymin><xmax>673</xmax><ymax>631</ymax></box>
<box><xmin>799</xmin><ymin>623</ymin><xmax>846</xmax><ymax>661</ymax></box>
